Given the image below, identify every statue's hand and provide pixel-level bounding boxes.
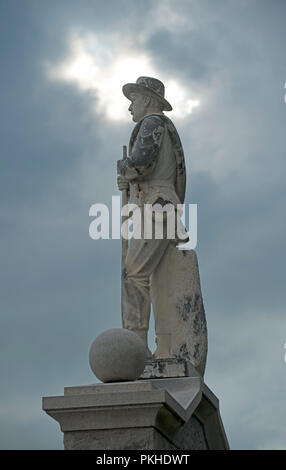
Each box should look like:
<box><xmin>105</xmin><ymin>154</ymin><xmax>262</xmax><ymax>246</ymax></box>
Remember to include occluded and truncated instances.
<box><xmin>117</xmin><ymin>175</ymin><xmax>129</xmax><ymax>191</ymax></box>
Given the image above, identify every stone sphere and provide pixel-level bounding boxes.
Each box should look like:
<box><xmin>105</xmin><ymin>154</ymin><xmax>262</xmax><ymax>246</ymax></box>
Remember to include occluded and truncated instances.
<box><xmin>89</xmin><ymin>328</ymin><xmax>147</xmax><ymax>383</ymax></box>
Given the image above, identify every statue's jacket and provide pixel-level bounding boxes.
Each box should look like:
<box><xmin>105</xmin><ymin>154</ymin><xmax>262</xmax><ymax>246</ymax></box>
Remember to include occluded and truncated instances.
<box><xmin>117</xmin><ymin>113</ymin><xmax>186</xmax><ymax>212</ymax></box>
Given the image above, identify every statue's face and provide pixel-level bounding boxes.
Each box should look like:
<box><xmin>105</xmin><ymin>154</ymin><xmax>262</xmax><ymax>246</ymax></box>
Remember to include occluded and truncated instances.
<box><xmin>128</xmin><ymin>93</ymin><xmax>149</xmax><ymax>122</ymax></box>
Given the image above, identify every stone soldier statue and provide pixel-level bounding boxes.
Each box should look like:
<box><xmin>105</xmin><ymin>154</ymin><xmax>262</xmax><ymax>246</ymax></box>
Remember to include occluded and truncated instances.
<box><xmin>117</xmin><ymin>77</ymin><xmax>207</xmax><ymax>375</ymax></box>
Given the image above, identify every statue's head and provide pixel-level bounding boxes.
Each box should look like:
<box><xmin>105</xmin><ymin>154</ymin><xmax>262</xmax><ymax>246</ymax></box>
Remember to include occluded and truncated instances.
<box><xmin>122</xmin><ymin>76</ymin><xmax>172</xmax><ymax>122</ymax></box>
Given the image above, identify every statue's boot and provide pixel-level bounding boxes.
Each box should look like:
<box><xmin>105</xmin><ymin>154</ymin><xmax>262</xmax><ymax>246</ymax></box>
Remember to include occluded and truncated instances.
<box><xmin>132</xmin><ymin>329</ymin><xmax>152</xmax><ymax>358</ymax></box>
<box><xmin>153</xmin><ymin>334</ymin><xmax>172</xmax><ymax>359</ymax></box>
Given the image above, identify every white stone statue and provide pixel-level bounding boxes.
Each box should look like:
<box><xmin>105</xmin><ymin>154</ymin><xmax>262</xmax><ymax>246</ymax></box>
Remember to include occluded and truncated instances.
<box><xmin>117</xmin><ymin>77</ymin><xmax>207</xmax><ymax>376</ymax></box>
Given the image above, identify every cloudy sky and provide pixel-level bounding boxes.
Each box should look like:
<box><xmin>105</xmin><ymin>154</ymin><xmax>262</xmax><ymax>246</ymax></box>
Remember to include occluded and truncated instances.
<box><xmin>1</xmin><ymin>0</ymin><xmax>286</xmax><ymax>450</ymax></box>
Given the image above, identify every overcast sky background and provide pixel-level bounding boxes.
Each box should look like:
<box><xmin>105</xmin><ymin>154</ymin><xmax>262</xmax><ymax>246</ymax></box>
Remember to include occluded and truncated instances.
<box><xmin>1</xmin><ymin>0</ymin><xmax>286</xmax><ymax>450</ymax></box>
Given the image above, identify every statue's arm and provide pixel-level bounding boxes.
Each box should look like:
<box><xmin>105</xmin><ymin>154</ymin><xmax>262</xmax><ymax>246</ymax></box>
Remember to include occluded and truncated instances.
<box><xmin>117</xmin><ymin>115</ymin><xmax>165</xmax><ymax>181</ymax></box>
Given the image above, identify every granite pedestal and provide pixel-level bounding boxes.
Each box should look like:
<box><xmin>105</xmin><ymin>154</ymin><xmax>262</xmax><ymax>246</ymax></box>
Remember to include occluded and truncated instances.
<box><xmin>43</xmin><ymin>359</ymin><xmax>229</xmax><ymax>450</ymax></box>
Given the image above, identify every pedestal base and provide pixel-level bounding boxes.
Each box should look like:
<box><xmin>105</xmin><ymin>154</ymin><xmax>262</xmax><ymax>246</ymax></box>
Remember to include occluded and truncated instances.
<box><xmin>43</xmin><ymin>373</ymin><xmax>229</xmax><ymax>450</ymax></box>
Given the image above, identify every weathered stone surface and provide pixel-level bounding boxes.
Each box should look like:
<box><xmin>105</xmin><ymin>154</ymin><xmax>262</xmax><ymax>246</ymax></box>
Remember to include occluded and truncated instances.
<box><xmin>174</xmin><ymin>416</ymin><xmax>208</xmax><ymax>450</ymax></box>
<box><xmin>43</xmin><ymin>377</ymin><xmax>229</xmax><ymax>450</ymax></box>
<box><xmin>140</xmin><ymin>357</ymin><xmax>200</xmax><ymax>379</ymax></box>
<box><xmin>89</xmin><ymin>328</ymin><xmax>147</xmax><ymax>383</ymax></box>
<box><xmin>64</xmin><ymin>428</ymin><xmax>177</xmax><ymax>451</ymax></box>
<box><xmin>151</xmin><ymin>247</ymin><xmax>207</xmax><ymax>376</ymax></box>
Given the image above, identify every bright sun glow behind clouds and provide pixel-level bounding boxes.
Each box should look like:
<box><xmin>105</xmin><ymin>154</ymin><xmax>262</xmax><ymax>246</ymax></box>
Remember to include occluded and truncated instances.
<box><xmin>46</xmin><ymin>31</ymin><xmax>200</xmax><ymax>121</ymax></box>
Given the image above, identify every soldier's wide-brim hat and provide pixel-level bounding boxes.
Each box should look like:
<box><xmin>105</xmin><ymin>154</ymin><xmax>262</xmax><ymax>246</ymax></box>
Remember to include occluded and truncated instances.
<box><xmin>122</xmin><ymin>76</ymin><xmax>172</xmax><ymax>111</ymax></box>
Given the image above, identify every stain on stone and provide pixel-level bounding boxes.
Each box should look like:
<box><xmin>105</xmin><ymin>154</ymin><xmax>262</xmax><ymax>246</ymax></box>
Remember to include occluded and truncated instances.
<box><xmin>177</xmin><ymin>343</ymin><xmax>190</xmax><ymax>360</ymax></box>
<box><xmin>193</xmin><ymin>343</ymin><xmax>200</xmax><ymax>359</ymax></box>
<box><xmin>176</xmin><ymin>357</ymin><xmax>184</xmax><ymax>365</ymax></box>
<box><xmin>181</xmin><ymin>296</ymin><xmax>192</xmax><ymax>321</ymax></box>
<box><xmin>158</xmin><ymin>361</ymin><xmax>166</xmax><ymax>374</ymax></box>
<box><xmin>193</xmin><ymin>305</ymin><xmax>206</xmax><ymax>335</ymax></box>
<box><xmin>193</xmin><ymin>293</ymin><xmax>201</xmax><ymax>311</ymax></box>
<box><xmin>179</xmin><ymin>293</ymin><xmax>203</xmax><ymax>322</ymax></box>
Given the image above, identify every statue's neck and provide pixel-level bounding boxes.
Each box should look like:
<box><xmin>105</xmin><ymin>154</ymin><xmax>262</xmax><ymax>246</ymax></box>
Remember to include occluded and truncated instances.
<box><xmin>144</xmin><ymin>109</ymin><xmax>164</xmax><ymax>117</ymax></box>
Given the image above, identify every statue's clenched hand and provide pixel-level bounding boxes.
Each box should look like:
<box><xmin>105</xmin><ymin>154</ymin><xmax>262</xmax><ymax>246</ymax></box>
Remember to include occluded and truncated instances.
<box><xmin>117</xmin><ymin>175</ymin><xmax>129</xmax><ymax>191</ymax></box>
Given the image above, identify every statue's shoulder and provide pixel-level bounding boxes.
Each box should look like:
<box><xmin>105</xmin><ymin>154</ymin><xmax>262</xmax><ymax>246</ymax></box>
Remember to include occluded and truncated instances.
<box><xmin>143</xmin><ymin>114</ymin><xmax>181</xmax><ymax>135</ymax></box>
<box><xmin>130</xmin><ymin>114</ymin><xmax>174</xmax><ymax>149</ymax></box>
<box><xmin>130</xmin><ymin>115</ymin><xmax>165</xmax><ymax>143</ymax></box>
<box><xmin>139</xmin><ymin>113</ymin><xmax>165</xmax><ymax>129</ymax></box>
